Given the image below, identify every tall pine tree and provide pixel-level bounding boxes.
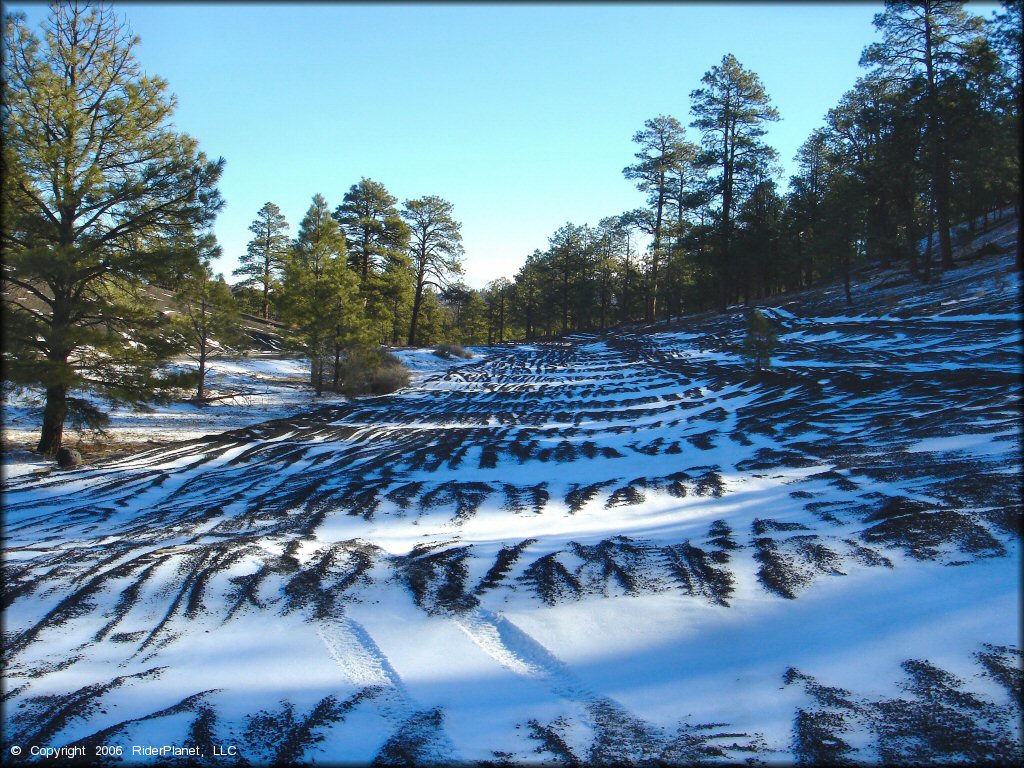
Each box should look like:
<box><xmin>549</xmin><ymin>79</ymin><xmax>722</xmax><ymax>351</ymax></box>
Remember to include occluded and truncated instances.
<box><xmin>403</xmin><ymin>196</ymin><xmax>464</xmax><ymax>346</ymax></box>
<box><xmin>623</xmin><ymin>115</ymin><xmax>691</xmax><ymax>320</ymax></box>
<box><xmin>279</xmin><ymin>194</ymin><xmax>363</xmax><ymax>395</ymax></box>
<box><xmin>1</xmin><ymin>3</ymin><xmax>223</xmax><ymax>454</ymax></box>
<box><xmin>690</xmin><ymin>54</ymin><xmax>779</xmax><ymax>309</ymax></box>
<box><xmin>861</xmin><ymin>0</ymin><xmax>987</xmax><ymax>269</ymax></box>
<box><xmin>234</xmin><ymin>202</ymin><xmax>289</xmax><ymax>320</ymax></box>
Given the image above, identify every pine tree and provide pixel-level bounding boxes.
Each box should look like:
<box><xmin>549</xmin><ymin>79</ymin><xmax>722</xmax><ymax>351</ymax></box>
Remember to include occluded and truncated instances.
<box><xmin>235</xmin><ymin>202</ymin><xmax>289</xmax><ymax>320</ymax></box>
<box><xmin>279</xmin><ymin>194</ymin><xmax>363</xmax><ymax>395</ymax></box>
<box><xmin>623</xmin><ymin>115</ymin><xmax>692</xmax><ymax>320</ymax></box>
<box><xmin>173</xmin><ymin>235</ymin><xmax>243</xmax><ymax>401</ymax></box>
<box><xmin>690</xmin><ymin>54</ymin><xmax>779</xmax><ymax>309</ymax></box>
<box><xmin>403</xmin><ymin>196</ymin><xmax>464</xmax><ymax>346</ymax></box>
<box><xmin>861</xmin><ymin>0</ymin><xmax>987</xmax><ymax>269</ymax></box>
<box><xmin>1</xmin><ymin>3</ymin><xmax>223</xmax><ymax>454</ymax></box>
<box><xmin>333</xmin><ymin>178</ymin><xmax>410</xmax><ymax>343</ymax></box>
<box><xmin>333</xmin><ymin>178</ymin><xmax>409</xmax><ymax>284</ymax></box>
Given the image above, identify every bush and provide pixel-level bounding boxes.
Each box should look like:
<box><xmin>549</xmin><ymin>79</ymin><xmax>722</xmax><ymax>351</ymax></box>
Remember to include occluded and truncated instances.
<box><xmin>741</xmin><ymin>310</ymin><xmax>778</xmax><ymax>372</ymax></box>
<box><xmin>336</xmin><ymin>348</ymin><xmax>410</xmax><ymax>396</ymax></box>
<box><xmin>433</xmin><ymin>343</ymin><xmax>473</xmax><ymax>360</ymax></box>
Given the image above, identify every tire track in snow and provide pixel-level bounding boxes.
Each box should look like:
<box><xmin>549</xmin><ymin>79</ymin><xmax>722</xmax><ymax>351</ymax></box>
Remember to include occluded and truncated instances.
<box><xmin>316</xmin><ymin>617</ymin><xmax>457</xmax><ymax>762</ymax></box>
<box><xmin>455</xmin><ymin>608</ymin><xmax>768</xmax><ymax>762</ymax></box>
<box><xmin>455</xmin><ymin>607</ymin><xmax>624</xmax><ymax>707</ymax></box>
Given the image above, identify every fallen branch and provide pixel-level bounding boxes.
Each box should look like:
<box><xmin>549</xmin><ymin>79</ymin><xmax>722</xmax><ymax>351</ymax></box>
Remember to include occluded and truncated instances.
<box><xmin>190</xmin><ymin>391</ymin><xmax>274</xmax><ymax>405</ymax></box>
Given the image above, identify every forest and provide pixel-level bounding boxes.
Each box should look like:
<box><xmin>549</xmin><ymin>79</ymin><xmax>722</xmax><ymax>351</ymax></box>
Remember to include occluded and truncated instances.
<box><xmin>238</xmin><ymin>0</ymin><xmax>1021</xmax><ymax>343</ymax></box>
<box><xmin>1</xmin><ymin>0</ymin><xmax>1021</xmax><ymax>455</ymax></box>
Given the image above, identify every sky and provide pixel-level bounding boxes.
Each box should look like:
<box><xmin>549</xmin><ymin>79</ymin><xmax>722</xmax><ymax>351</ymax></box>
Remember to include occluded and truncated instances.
<box><xmin>5</xmin><ymin>2</ymin><xmax>1001</xmax><ymax>288</ymax></box>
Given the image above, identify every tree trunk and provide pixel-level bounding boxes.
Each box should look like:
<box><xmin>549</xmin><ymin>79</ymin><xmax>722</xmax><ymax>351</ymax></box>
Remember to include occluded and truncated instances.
<box><xmin>934</xmin><ymin>149</ymin><xmax>954</xmax><ymax>269</ymax></box>
<box><xmin>900</xmin><ymin>194</ymin><xmax>919</xmax><ymax>275</ymax></box>
<box><xmin>651</xmin><ymin>200</ymin><xmax>664</xmax><ymax>322</ymax></box>
<box><xmin>922</xmin><ymin>11</ymin><xmax>954</xmax><ymax>270</ymax></box>
<box><xmin>197</xmin><ymin>347</ymin><xmax>207</xmax><ymax>401</ymax></box>
<box><xmin>843</xmin><ymin>253</ymin><xmax>852</xmax><ymax>305</ymax></box>
<box><xmin>37</xmin><ymin>383</ymin><xmax>68</xmax><ymax>455</ymax></box>
<box><xmin>720</xmin><ymin>151</ymin><xmax>733</xmax><ymax>311</ymax></box>
<box><xmin>923</xmin><ymin>200</ymin><xmax>935</xmax><ymax>284</ymax></box>
<box><xmin>408</xmin><ymin>283</ymin><xmax>424</xmax><ymax>346</ymax></box>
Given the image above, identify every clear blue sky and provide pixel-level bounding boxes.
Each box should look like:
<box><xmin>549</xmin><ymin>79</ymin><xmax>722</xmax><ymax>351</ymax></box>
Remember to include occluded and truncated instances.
<box><xmin>6</xmin><ymin>2</ymin><xmax>1000</xmax><ymax>287</ymax></box>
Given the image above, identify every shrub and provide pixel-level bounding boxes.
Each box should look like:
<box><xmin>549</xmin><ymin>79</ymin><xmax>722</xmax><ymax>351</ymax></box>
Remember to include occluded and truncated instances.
<box><xmin>433</xmin><ymin>343</ymin><xmax>473</xmax><ymax>360</ymax></box>
<box><xmin>741</xmin><ymin>310</ymin><xmax>778</xmax><ymax>372</ymax></box>
<box><xmin>335</xmin><ymin>348</ymin><xmax>410</xmax><ymax>396</ymax></box>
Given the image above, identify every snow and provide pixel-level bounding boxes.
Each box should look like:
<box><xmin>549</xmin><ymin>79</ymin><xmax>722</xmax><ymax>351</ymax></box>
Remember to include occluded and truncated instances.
<box><xmin>2</xmin><ymin>242</ymin><xmax>1021</xmax><ymax>763</ymax></box>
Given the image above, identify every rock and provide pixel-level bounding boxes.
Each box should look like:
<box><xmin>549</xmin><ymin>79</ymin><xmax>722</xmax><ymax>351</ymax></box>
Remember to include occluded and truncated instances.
<box><xmin>56</xmin><ymin>447</ymin><xmax>82</xmax><ymax>468</ymax></box>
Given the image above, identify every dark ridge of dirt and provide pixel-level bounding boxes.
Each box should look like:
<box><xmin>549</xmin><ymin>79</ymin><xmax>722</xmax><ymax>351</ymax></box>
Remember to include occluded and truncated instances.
<box><xmin>419</xmin><ymin>480</ymin><xmax>495</xmax><ymax>523</ymax></box>
<box><xmin>585</xmin><ymin>698</ymin><xmax>665</xmax><ymax>764</ymax></box>
<box><xmin>565</xmin><ymin>481</ymin><xmax>615</xmax><ymax>514</ymax></box>
<box><xmin>67</xmin><ymin>690</ymin><xmax>221</xmax><ymax>766</ymax></box>
<box><xmin>500</xmin><ymin>482</ymin><xmax>549</xmax><ymax>515</ymax></box>
<box><xmin>281</xmin><ymin>540</ymin><xmax>377</xmax><ymax>620</ymax></box>
<box><xmin>842</xmin><ymin>539</ymin><xmax>894</xmax><ymax>569</ymax></box>
<box><xmin>980</xmin><ymin>505</ymin><xmax>1023</xmax><ymax>538</ymax></box>
<box><xmin>687</xmin><ymin>431</ymin><xmax>716</xmax><ymax>450</ymax></box>
<box><xmin>518</xmin><ymin>553</ymin><xmax>583</xmax><ymax>606</ymax></box>
<box><xmin>629</xmin><ymin>437</ymin><xmax>665</xmax><ymax>456</ymax></box>
<box><xmin>784</xmin><ymin>646</ymin><xmax>1024</xmax><ymax>766</ymax></box>
<box><xmin>242</xmin><ymin>691</ymin><xmax>371</xmax><ymax>765</ymax></box>
<box><xmin>526</xmin><ymin>703</ymin><xmax>768</xmax><ymax>765</ymax></box>
<box><xmin>372</xmin><ymin>707</ymin><xmax>448</xmax><ymax>766</ymax></box>
<box><xmin>875</xmin><ymin>659</ymin><xmax>1022</xmax><ymax>765</ymax></box>
<box><xmin>974</xmin><ymin>644</ymin><xmax>1023</xmax><ymax>708</ymax></box>
<box><xmin>526</xmin><ymin>716</ymin><xmax>581</xmax><ymax>765</ymax></box>
<box><xmin>752</xmin><ymin>518</ymin><xmax>812</xmax><ymax>535</ymax></box>
<box><xmin>691</xmin><ymin>468</ymin><xmax>725</xmax><ymax>497</ymax></box>
<box><xmin>182</xmin><ymin>705</ymin><xmax>221</xmax><ymax>766</ymax></box>
<box><xmin>605</xmin><ymin>480</ymin><xmax>647</xmax><ymax>508</ymax></box>
<box><xmin>650</xmin><ymin>471</ymin><xmax>691</xmax><ymax>498</ymax></box>
<box><xmin>792</xmin><ymin>708</ymin><xmax>858</xmax><ymax>765</ymax></box>
<box><xmin>5</xmin><ymin>543</ymin><xmax>173</xmax><ymax>658</ymax></box>
<box><xmin>474</xmin><ymin>539</ymin><xmax>538</xmax><ymax>595</ymax></box>
<box><xmin>7</xmin><ymin>667</ymin><xmax>165</xmax><ymax>749</ymax></box>
<box><xmin>860</xmin><ymin>496</ymin><xmax>1006</xmax><ymax>561</ymax></box>
<box><xmin>398</xmin><ymin>544</ymin><xmax>477</xmax><ymax>615</ymax></box>
<box><xmin>571</xmin><ymin>536</ymin><xmax>659</xmax><ymax>596</ymax></box>
<box><xmin>707</xmin><ymin>520</ymin><xmax>739</xmax><ymax>551</ymax></box>
<box><xmin>509</xmin><ymin>530</ymin><xmax>741</xmax><ymax>608</ymax></box>
<box><xmin>753</xmin><ymin>535</ymin><xmax>845</xmax><ymax>599</ymax></box>
<box><xmin>384</xmin><ymin>481</ymin><xmax>425</xmax><ymax>512</ymax></box>
<box><xmin>803</xmin><ymin>468</ymin><xmax>860</xmax><ymax>492</ymax></box>
<box><xmin>736</xmin><ymin>447</ymin><xmax>818</xmax><ymax>471</ymax></box>
<box><xmin>661</xmin><ymin>540</ymin><xmax>735</xmax><ymax>606</ymax></box>
<box><xmin>478</xmin><ymin>443</ymin><xmax>499</xmax><ymax>468</ymax></box>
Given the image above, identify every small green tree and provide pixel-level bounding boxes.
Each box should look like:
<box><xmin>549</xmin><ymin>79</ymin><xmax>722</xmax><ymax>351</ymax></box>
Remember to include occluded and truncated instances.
<box><xmin>742</xmin><ymin>310</ymin><xmax>778</xmax><ymax>372</ymax></box>
<box><xmin>278</xmin><ymin>194</ymin><xmax>365</xmax><ymax>395</ymax></box>
<box><xmin>172</xmin><ymin>234</ymin><xmax>243</xmax><ymax>400</ymax></box>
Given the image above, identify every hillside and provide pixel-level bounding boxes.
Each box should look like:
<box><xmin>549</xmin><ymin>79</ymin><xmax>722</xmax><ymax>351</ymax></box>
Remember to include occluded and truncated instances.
<box><xmin>2</xmin><ymin>226</ymin><xmax>1020</xmax><ymax>764</ymax></box>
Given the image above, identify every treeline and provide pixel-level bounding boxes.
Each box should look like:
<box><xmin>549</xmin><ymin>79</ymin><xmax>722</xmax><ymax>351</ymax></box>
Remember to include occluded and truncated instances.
<box><xmin>231</xmin><ymin>185</ymin><xmax>467</xmax><ymax>393</ymax></box>
<box><xmin>442</xmin><ymin>0</ymin><xmax>1019</xmax><ymax>342</ymax></box>
<box><xmin>231</xmin><ymin>182</ymin><xmax>469</xmax><ymax>355</ymax></box>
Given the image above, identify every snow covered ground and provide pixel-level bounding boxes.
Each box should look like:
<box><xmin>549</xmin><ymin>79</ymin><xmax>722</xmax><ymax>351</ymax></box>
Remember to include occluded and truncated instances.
<box><xmin>2</xmin><ymin>233</ymin><xmax>1020</xmax><ymax>764</ymax></box>
<box><xmin>1</xmin><ymin>349</ymin><xmax>483</xmax><ymax>481</ymax></box>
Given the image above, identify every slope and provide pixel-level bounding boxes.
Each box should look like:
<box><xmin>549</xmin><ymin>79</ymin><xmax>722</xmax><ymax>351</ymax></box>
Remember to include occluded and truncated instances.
<box><xmin>2</xmin><ymin>226</ymin><xmax>1020</xmax><ymax>764</ymax></box>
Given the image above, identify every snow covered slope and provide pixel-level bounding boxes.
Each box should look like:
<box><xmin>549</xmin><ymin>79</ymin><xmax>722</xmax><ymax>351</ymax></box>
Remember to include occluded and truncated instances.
<box><xmin>2</xmin><ymin>243</ymin><xmax>1020</xmax><ymax>764</ymax></box>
